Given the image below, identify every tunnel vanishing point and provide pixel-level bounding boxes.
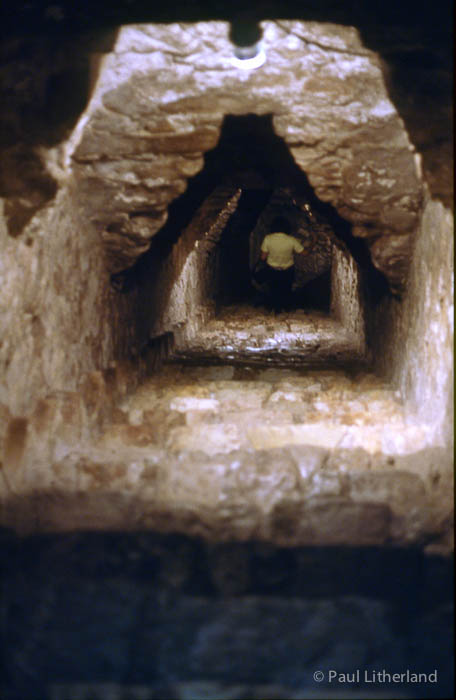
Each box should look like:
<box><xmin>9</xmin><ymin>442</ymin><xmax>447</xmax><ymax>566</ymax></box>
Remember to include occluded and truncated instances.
<box><xmin>0</xmin><ymin>15</ymin><xmax>453</xmax><ymax>553</ymax></box>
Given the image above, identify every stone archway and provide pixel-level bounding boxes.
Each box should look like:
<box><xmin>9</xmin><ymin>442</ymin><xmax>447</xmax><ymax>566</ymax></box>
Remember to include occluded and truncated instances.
<box><xmin>69</xmin><ymin>20</ymin><xmax>423</xmax><ymax>292</ymax></box>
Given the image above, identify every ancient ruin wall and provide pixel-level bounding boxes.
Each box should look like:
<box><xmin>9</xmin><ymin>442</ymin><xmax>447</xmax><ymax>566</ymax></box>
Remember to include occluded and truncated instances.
<box><xmin>69</xmin><ymin>21</ymin><xmax>424</xmax><ymax>292</ymax></box>
<box><xmin>373</xmin><ymin>197</ymin><xmax>453</xmax><ymax>447</ymax></box>
<box><xmin>330</xmin><ymin>246</ymin><xmax>366</xmax><ymax>355</ymax></box>
<box><xmin>0</xmin><ymin>183</ymin><xmax>137</xmax><ymax>430</ymax></box>
<box><xmin>142</xmin><ymin>186</ymin><xmax>241</xmax><ymax>345</ymax></box>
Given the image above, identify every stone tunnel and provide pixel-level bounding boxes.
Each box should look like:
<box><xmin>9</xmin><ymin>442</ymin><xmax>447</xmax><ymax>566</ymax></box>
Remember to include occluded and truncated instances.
<box><xmin>0</xmin><ymin>4</ymin><xmax>453</xmax><ymax>698</ymax></box>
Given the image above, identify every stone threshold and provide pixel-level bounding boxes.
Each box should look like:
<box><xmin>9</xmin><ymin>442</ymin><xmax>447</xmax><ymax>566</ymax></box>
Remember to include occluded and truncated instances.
<box><xmin>171</xmin><ymin>307</ymin><xmax>366</xmax><ymax>366</ymax></box>
<box><xmin>2</xmin><ymin>442</ymin><xmax>451</xmax><ymax>551</ymax></box>
<box><xmin>0</xmin><ymin>365</ymin><xmax>451</xmax><ymax>549</ymax></box>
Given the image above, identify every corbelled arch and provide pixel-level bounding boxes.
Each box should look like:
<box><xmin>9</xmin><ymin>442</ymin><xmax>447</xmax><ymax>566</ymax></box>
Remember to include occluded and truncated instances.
<box><xmin>69</xmin><ymin>20</ymin><xmax>424</xmax><ymax>291</ymax></box>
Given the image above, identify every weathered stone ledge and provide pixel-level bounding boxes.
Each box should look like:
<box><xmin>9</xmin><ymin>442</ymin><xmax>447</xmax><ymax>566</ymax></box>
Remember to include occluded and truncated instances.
<box><xmin>1</xmin><ymin>445</ymin><xmax>452</xmax><ymax>552</ymax></box>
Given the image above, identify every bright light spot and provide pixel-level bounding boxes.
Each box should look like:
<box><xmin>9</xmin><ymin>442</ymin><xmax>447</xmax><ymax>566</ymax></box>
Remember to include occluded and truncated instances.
<box><xmin>230</xmin><ymin>43</ymin><xmax>266</xmax><ymax>70</ymax></box>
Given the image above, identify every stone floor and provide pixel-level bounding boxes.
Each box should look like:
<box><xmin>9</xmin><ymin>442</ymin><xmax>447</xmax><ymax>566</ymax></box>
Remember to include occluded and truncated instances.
<box><xmin>104</xmin><ymin>360</ymin><xmax>431</xmax><ymax>457</ymax></box>
<box><xmin>172</xmin><ymin>305</ymin><xmax>364</xmax><ymax>366</ymax></box>
<box><xmin>1</xmin><ymin>306</ymin><xmax>451</xmax><ymax>548</ymax></box>
<box><xmin>1</xmin><ymin>307</ymin><xmax>453</xmax><ymax>699</ymax></box>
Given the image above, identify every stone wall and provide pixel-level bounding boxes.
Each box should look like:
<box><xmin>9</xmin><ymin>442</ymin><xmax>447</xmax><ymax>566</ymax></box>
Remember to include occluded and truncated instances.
<box><xmin>0</xmin><ymin>183</ymin><xmax>138</xmax><ymax>458</ymax></box>
<box><xmin>0</xmin><ymin>15</ymin><xmax>452</xmax><ymax>536</ymax></box>
<box><xmin>69</xmin><ymin>21</ymin><xmax>424</xmax><ymax>292</ymax></box>
<box><xmin>141</xmin><ymin>186</ymin><xmax>241</xmax><ymax>346</ymax></box>
<box><xmin>372</xmin><ymin>196</ymin><xmax>453</xmax><ymax>447</ymax></box>
<box><xmin>330</xmin><ymin>246</ymin><xmax>366</xmax><ymax>354</ymax></box>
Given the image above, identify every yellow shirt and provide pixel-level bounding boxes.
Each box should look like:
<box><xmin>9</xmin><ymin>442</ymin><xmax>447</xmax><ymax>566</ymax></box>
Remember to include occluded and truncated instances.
<box><xmin>261</xmin><ymin>233</ymin><xmax>304</xmax><ymax>269</ymax></box>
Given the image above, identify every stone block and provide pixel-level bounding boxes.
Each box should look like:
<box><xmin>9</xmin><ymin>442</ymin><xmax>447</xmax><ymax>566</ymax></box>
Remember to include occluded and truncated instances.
<box><xmin>285</xmin><ymin>445</ymin><xmax>328</xmax><ymax>480</ymax></box>
<box><xmin>268</xmin><ymin>500</ymin><xmax>314</xmax><ymax>545</ymax></box>
<box><xmin>36</xmin><ymin>490</ymin><xmax>136</xmax><ymax>532</ymax></box>
<box><xmin>348</xmin><ymin>470</ymin><xmax>428</xmax><ymax>514</ymax></box>
<box><xmin>232</xmin><ymin>449</ymin><xmax>301</xmax><ymax>514</ymax></box>
<box><xmin>305</xmin><ymin>498</ymin><xmax>391</xmax><ymax>545</ymax></box>
<box><xmin>3</xmin><ymin>416</ymin><xmax>28</xmax><ymax>471</ymax></box>
<box><xmin>326</xmin><ymin>447</ymin><xmax>372</xmax><ymax>472</ymax></box>
<box><xmin>167</xmin><ymin>423</ymin><xmax>245</xmax><ymax>455</ymax></box>
<box><xmin>369</xmin><ymin>233</ymin><xmax>414</xmax><ymax>289</ymax></box>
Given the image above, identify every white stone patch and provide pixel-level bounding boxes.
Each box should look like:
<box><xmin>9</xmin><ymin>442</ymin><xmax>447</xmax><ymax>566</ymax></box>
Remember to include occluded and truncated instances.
<box><xmin>247</xmin><ymin>421</ymin><xmax>433</xmax><ymax>455</ymax></box>
<box><xmin>64</xmin><ymin>109</ymin><xmax>94</xmax><ymax>169</ymax></box>
<box><xmin>53</xmin><ymin>441</ymin><xmax>73</xmax><ymax>462</ymax></box>
<box><xmin>261</xmin><ymin>21</ymin><xmax>289</xmax><ymax>43</ymax></box>
<box><xmin>309</xmin><ymin>471</ymin><xmax>343</xmax><ymax>497</ymax></box>
<box><xmin>313</xmin><ymin>401</ymin><xmax>331</xmax><ymax>412</ymax></box>
<box><xmin>114</xmin><ymin>24</ymin><xmax>215</xmax><ymax>55</ymax></box>
<box><xmin>380</xmin><ymin>425</ymin><xmax>433</xmax><ymax>454</ymax></box>
<box><xmin>166</xmin><ymin>115</ymin><xmax>199</xmax><ymax>131</ymax></box>
<box><xmin>414</xmin><ymin>153</ymin><xmax>423</xmax><ymax>178</ymax></box>
<box><xmin>269</xmin><ymin>391</ymin><xmax>302</xmax><ymax>403</ymax></box>
<box><xmin>283</xmin><ymin>33</ymin><xmax>303</xmax><ymax>51</ymax></box>
<box><xmin>170</xmin><ymin>397</ymin><xmax>220</xmax><ymax>412</ymax></box>
<box><xmin>339</xmin><ymin>104</ymin><xmax>369</xmax><ymax>125</ymax></box>
<box><xmin>377</xmin><ymin>178</ymin><xmax>397</xmax><ymax>188</ymax></box>
<box><xmin>168</xmin><ymin>423</ymin><xmax>243</xmax><ymax>454</ymax></box>
<box><xmin>143</xmin><ymin>178</ymin><xmax>169</xmax><ymax>188</ymax></box>
<box><xmin>126</xmin><ymin>461</ymin><xmax>145</xmax><ymax>484</ymax></box>
<box><xmin>128</xmin><ymin>409</ymin><xmax>143</xmax><ymax>426</ymax></box>
<box><xmin>120</xmin><ymin>172</ymin><xmax>140</xmax><ymax>184</ymax></box>
<box><xmin>269</xmin><ymin>21</ymin><xmax>363</xmax><ymax>53</ymax></box>
<box><xmin>370</xmin><ymin>99</ymin><xmax>396</xmax><ymax>118</ymax></box>
<box><xmin>114</xmin><ymin>191</ymin><xmax>154</xmax><ymax>206</ymax></box>
<box><xmin>326</xmin><ymin>55</ymin><xmax>371</xmax><ymax>79</ymax></box>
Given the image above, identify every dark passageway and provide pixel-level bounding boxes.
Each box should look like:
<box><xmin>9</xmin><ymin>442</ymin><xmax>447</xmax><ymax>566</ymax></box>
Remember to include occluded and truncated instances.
<box><xmin>215</xmin><ymin>189</ymin><xmax>271</xmax><ymax>306</ymax></box>
<box><xmin>135</xmin><ymin>112</ymin><xmax>370</xmax><ymax>351</ymax></box>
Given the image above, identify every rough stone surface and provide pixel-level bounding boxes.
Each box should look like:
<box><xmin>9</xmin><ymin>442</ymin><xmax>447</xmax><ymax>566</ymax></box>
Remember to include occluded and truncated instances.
<box><xmin>67</xmin><ymin>21</ymin><xmax>424</xmax><ymax>288</ymax></box>
<box><xmin>141</xmin><ymin>185</ymin><xmax>243</xmax><ymax>344</ymax></box>
<box><xmin>1</xmin><ymin>362</ymin><xmax>450</xmax><ymax>548</ymax></box>
<box><xmin>170</xmin><ymin>305</ymin><xmax>366</xmax><ymax>366</ymax></box>
<box><xmin>330</xmin><ymin>246</ymin><xmax>365</xmax><ymax>348</ymax></box>
<box><xmin>0</xmin><ymin>12</ymin><xmax>452</xmax><ymax>697</ymax></box>
<box><xmin>0</xmin><ymin>10</ymin><xmax>452</xmax><ymax>562</ymax></box>
<box><xmin>0</xmin><ymin>183</ymin><xmax>146</xmax><ymax>487</ymax></box>
<box><xmin>370</xmin><ymin>23</ymin><xmax>453</xmax><ymax>211</ymax></box>
<box><xmin>372</xmin><ymin>197</ymin><xmax>453</xmax><ymax>447</ymax></box>
<box><xmin>0</xmin><ymin>186</ymin><xmax>137</xmax><ymax>418</ymax></box>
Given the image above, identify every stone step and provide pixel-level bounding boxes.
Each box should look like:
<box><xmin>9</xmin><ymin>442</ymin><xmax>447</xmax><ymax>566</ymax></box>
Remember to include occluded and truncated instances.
<box><xmin>105</xmin><ymin>362</ymin><xmax>427</xmax><ymax>456</ymax></box>
<box><xmin>170</xmin><ymin>307</ymin><xmax>366</xmax><ymax>367</ymax></box>
<box><xmin>2</xmin><ymin>363</ymin><xmax>448</xmax><ymax>545</ymax></box>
